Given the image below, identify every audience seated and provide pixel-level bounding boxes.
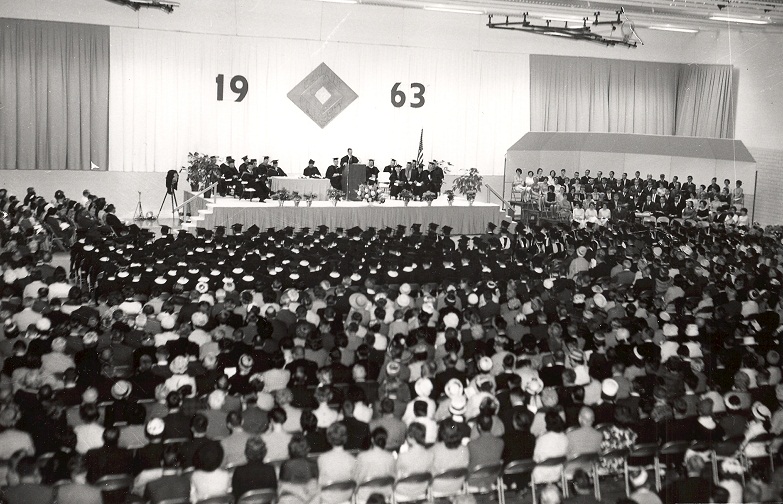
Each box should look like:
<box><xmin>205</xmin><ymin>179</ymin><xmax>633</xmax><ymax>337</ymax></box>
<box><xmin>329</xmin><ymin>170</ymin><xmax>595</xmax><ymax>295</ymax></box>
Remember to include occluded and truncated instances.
<box><xmin>1</xmin><ymin>172</ymin><xmax>783</xmax><ymax>502</ymax></box>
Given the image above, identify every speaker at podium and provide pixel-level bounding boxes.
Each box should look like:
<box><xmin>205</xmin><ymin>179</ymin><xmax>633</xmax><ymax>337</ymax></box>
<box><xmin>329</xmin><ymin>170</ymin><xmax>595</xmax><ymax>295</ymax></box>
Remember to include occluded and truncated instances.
<box><xmin>342</xmin><ymin>164</ymin><xmax>366</xmax><ymax>201</ymax></box>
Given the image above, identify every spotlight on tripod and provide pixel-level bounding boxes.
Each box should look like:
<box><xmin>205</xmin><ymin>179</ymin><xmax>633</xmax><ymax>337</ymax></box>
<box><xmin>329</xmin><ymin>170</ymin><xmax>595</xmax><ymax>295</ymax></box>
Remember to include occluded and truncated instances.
<box><xmin>157</xmin><ymin>169</ymin><xmax>182</xmax><ymax>222</ymax></box>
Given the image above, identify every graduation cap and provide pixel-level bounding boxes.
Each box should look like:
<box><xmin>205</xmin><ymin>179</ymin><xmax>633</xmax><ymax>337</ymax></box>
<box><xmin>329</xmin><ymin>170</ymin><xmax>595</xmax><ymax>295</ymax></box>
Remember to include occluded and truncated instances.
<box><xmin>316</xmin><ymin>225</ymin><xmax>329</xmax><ymax>235</ymax></box>
<box><xmin>160</xmin><ymin>225</ymin><xmax>171</xmax><ymax>235</ymax></box>
<box><xmin>428</xmin><ymin>223</ymin><xmax>439</xmax><ymax>233</ymax></box>
<box><xmin>442</xmin><ymin>226</ymin><xmax>453</xmax><ymax>236</ymax></box>
<box><xmin>487</xmin><ymin>222</ymin><xmax>497</xmax><ymax>232</ymax></box>
<box><xmin>347</xmin><ymin>226</ymin><xmax>362</xmax><ymax>237</ymax></box>
<box><xmin>215</xmin><ymin>226</ymin><xmax>226</xmax><ymax>237</ymax></box>
<box><xmin>395</xmin><ymin>225</ymin><xmax>407</xmax><ymax>236</ymax></box>
<box><xmin>266</xmin><ymin>227</ymin><xmax>276</xmax><ymax>235</ymax></box>
<box><xmin>272</xmin><ymin>160</ymin><xmax>279</xmax><ymax>164</ymax></box>
<box><xmin>299</xmin><ymin>227</ymin><xmax>311</xmax><ymax>235</ymax></box>
<box><xmin>226</xmin><ymin>156</ymin><xmax>235</xmax><ymax>163</ymax></box>
<box><xmin>195</xmin><ymin>227</ymin><xmax>206</xmax><ymax>238</ymax></box>
<box><xmin>333</xmin><ymin>157</ymin><xmax>339</xmax><ymax>161</ymax></box>
<box><xmin>284</xmin><ymin>226</ymin><xmax>295</xmax><ymax>236</ymax></box>
<box><xmin>242</xmin><ymin>155</ymin><xmax>249</xmax><ymax>161</ymax></box>
<box><xmin>410</xmin><ymin>224</ymin><xmax>422</xmax><ymax>234</ymax></box>
<box><xmin>231</xmin><ymin>224</ymin><xmax>243</xmax><ymax>234</ymax></box>
<box><xmin>335</xmin><ymin>227</ymin><xmax>345</xmax><ymax>235</ymax></box>
<box><xmin>245</xmin><ymin>224</ymin><xmax>260</xmax><ymax>236</ymax></box>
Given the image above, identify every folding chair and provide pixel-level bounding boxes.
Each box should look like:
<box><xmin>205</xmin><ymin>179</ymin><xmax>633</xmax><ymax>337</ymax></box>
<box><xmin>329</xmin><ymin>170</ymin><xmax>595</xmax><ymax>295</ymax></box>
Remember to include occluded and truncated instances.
<box><xmin>624</xmin><ymin>443</ymin><xmax>658</xmax><ymax>494</ymax></box>
<box><xmin>741</xmin><ymin>432</ymin><xmax>777</xmax><ymax>472</ymax></box>
<box><xmin>466</xmin><ymin>463</ymin><xmax>504</xmax><ymax>502</ymax></box>
<box><xmin>354</xmin><ymin>475</ymin><xmax>394</xmax><ymax>504</ymax></box>
<box><xmin>656</xmin><ymin>216</ymin><xmax>670</xmax><ymax>227</ymax></box>
<box><xmin>562</xmin><ymin>453</ymin><xmax>600</xmax><ymax>500</ymax></box>
<box><xmin>237</xmin><ymin>488</ymin><xmax>278</xmax><ymax>504</ymax></box>
<box><xmin>655</xmin><ymin>440</ymin><xmax>691</xmax><ymax>489</ymax></box>
<box><xmin>95</xmin><ymin>474</ymin><xmax>134</xmax><ymax>504</ymax></box>
<box><xmin>196</xmin><ymin>496</ymin><xmax>235</xmax><ymax>504</ymax></box>
<box><xmin>392</xmin><ymin>472</ymin><xmax>431</xmax><ymax>503</ymax></box>
<box><xmin>319</xmin><ymin>480</ymin><xmax>356</xmax><ymax>504</ymax></box>
<box><xmin>531</xmin><ymin>456</ymin><xmax>566</xmax><ymax>504</ymax></box>
<box><xmin>500</xmin><ymin>459</ymin><xmax>535</xmax><ymax>504</ymax></box>
<box><xmin>430</xmin><ymin>467</ymin><xmax>469</xmax><ymax>501</ymax></box>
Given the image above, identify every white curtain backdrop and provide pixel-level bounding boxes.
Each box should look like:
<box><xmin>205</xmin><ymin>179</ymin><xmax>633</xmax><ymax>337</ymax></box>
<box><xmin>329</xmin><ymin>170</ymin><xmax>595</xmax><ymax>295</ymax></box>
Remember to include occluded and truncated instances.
<box><xmin>109</xmin><ymin>28</ymin><xmax>529</xmax><ymax>176</ymax></box>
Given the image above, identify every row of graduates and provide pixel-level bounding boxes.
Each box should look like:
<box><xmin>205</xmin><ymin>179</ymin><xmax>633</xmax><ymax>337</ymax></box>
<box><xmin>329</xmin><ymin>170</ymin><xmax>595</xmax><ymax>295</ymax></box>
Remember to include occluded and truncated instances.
<box><xmin>67</xmin><ymin>221</ymin><xmax>527</xmax><ymax>298</ymax></box>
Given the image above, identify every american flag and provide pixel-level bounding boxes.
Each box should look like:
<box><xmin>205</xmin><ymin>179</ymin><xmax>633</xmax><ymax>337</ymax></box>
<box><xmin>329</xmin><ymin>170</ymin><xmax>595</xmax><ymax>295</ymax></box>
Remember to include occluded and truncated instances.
<box><xmin>416</xmin><ymin>129</ymin><xmax>424</xmax><ymax>168</ymax></box>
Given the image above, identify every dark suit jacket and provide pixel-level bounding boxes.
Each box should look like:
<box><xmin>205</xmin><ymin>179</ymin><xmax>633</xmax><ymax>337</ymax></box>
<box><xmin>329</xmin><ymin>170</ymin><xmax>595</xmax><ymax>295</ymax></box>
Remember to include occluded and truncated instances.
<box><xmin>144</xmin><ymin>474</ymin><xmax>191</xmax><ymax>504</ymax></box>
<box><xmin>85</xmin><ymin>446</ymin><xmax>134</xmax><ymax>483</ymax></box>
<box><xmin>232</xmin><ymin>460</ymin><xmax>278</xmax><ymax>500</ymax></box>
<box><xmin>342</xmin><ymin>417</ymin><xmax>371</xmax><ymax>451</ymax></box>
<box><xmin>162</xmin><ymin>411</ymin><xmax>192</xmax><ymax>440</ymax></box>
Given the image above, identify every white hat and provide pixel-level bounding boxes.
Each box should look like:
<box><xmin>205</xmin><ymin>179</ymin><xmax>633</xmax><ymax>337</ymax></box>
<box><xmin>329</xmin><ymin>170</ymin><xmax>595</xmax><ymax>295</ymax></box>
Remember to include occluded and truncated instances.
<box><xmin>616</xmin><ymin>328</ymin><xmax>630</xmax><ymax>342</ymax></box>
<box><xmin>449</xmin><ymin>395</ymin><xmax>467</xmax><ymax>416</ymax></box>
<box><xmin>400</xmin><ymin>283</ymin><xmax>412</xmax><ymax>295</ymax></box>
<box><xmin>195</xmin><ymin>282</ymin><xmax>209</xmax><ymax>294</ymax></box>
<box><xmin>467</xmin><ymin>293</ymin><xmax>479</xmax><ymax>305</ymax></box>
<box><xmin>51</xmin><ymin>337</ymin><xmax>67</xmax><ymax>353</ymax></box>
<box><xmin>414</xmin><ymin>378</ymin><xmax>433</xmax><ymax>398</ymax></box>
<box><xmin>111</xmin><ymin>380</ymin><xmax>132</xmax><ymax>400</ymax></box>
<box><xmin>685</xmin><ymin>324</ymin><xmax>699</xmax><ymax>337</ymax></box>
<box><xmin>543</xmin><ymin>278</ymin><xmax>554</xmax><ymax>290</ymax></box>
<box><xmin>573</xmin><ymin>294</ymin><xmax>586</xmax><ymax>305</ymax></box>
<box><xmin>525</xmin><ymin>377</ymin><xmax>544</xmax><ymax>395</ymax></box>
<box><xmin>191</xmin><ymin>312</ymin><xmax>209</xmax><ymax>328</ymax></box>
<box><xmin>199</xmin><ymin>293</ymin><xmax>215</xmax><ymax>306</ymax></box>
<box><xmin>663</xmin><ymin>323</ymin><xmax>679</xmax><ymax>338</ymax></box>
<box><xmin>602</xmin><ymin>378</ymin><xmax>619</xmax><ymax>397</ymax></box>
<box><xmin>752</xmin><ymin>401</ymin><xmax>771</xmax><ymax>421</ymax></box>
<box><xmin>169</xmin><ymin>356</ymin><xmax>189</xmax><ymax>375</ymax></box>
<box><xmin>146</xmin><ymin>418</ymin><xmax>165</xmax><ymax>437</ymax></box>
<box><xmin>83</xmin><ymin>331</ymin><xmax>99</xmax><ymax>346</ymax></box>
<box><xmin>239</xmin><ymin>354</ymin><xmax>254</xmax><ymax>370</ymax></box>
<box><xmin>630</xmin><ymin>469</ymin><xmax>648</xmax><ymax>488</ymax></box>
<box><xmin>160</xmin><ymin>314</ymin><xmax>176</xmax><ymax>330</ymax></box>
<box><xmin>349</xmin><ymin>292</ymin><xmax>369</xmax><ymax>311</ymax></box>
<box><xmin>443</xmin><ymin>313</ymin><xmax>459</xmax><ymax>329</ymax></box>
<box><xmin>36</xmin><ymin>318</ymin><xmax>51</xmax><ymax>332</ymax></box>
<box><xmin>445</xmin><ymin>378</ymin><xmax>464</xmax><ymax>399</ymax></box>
<box><xmin>478</xmin><ymin>356</ymin><xmax>493</xmax><ymax>373</ymax></box>
<box><xmin>396</xmin><ymin>293</ymin><xmax>412</xmax><ymax>308</ymax></box>
<box><xmin>593</xmin><ymin>293</ymin><xmax>607</xmax><ymax>309</ymax></box>
<box><xmin>577</xmin><ymin>246</ymin><xmax>587</xmax><ymax>257</ymax></box>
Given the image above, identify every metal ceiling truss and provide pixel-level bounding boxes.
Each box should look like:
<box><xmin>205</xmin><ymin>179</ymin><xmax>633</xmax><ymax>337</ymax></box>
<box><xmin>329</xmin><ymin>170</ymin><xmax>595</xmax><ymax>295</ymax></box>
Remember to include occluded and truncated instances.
<box><xmin>487</xmin><ymin>8</ymin><xmax>643</xmax><ymax>46</ymax></box>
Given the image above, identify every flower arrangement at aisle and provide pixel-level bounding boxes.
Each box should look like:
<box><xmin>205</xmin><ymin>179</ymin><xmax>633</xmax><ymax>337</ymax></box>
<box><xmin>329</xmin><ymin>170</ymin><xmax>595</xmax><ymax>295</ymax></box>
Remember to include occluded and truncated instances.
<box><xmin>452</xmin><ymin>167</ymin><xmax>483</xmax><ymax>205</ymax></box>
<box><xmin>399</xmin><ymin>189</ymin><xmax>414</xmax><ymax>206</ymax></box>
<box><xmin>271</xmin><ymin>188</ymin><xmax>291</xmax><ymax>206</ymax></box>
<box><xmin>422</xmin><ymin>191</ymin><xmax>437</xmax><ymax>206</ymax></box>
<box><xmin>356</xmin><ymin>184</ymin><xmax>386</xmax><ymax>205</ymax></box>
<box><xmin>444</xmin><ymin>189</ymin><xmax>455</xmax><ymax>205</ymax></box>
<box><xmin>183</xmin><ymin>152</ymin><xmax>220</xmax><ymax>193</ymax></box>
<box><xmin>303</xmin><ymin>193</ymin><xmax>317</xmax><ymax>207</ymax></box>
<box><xmin>327</xmin><ymin>187</ymin><xmax>345</xmax><ymax>206</ymax></box>
<box><xmin>292</xmin><ymin>191</ymin><xmax>302</xmax><ymax>207</ymax></box>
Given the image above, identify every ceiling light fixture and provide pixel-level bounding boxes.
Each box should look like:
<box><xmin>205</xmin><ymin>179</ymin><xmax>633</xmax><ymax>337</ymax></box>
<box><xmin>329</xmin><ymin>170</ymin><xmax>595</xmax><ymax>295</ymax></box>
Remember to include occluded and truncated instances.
<box><xmin>424</xmin><ymin>6</ymin><xmax>483</xmax><ymax>14</ymax></box>
<box><xmin>708</xmin><ymin>15</ymin><xmax>768</xmax><ymax>24</ymax></box>
<box><xmin>648</xmin><ymin>25</ymin><xmax>699</xmax><ymax>33</ymax></box>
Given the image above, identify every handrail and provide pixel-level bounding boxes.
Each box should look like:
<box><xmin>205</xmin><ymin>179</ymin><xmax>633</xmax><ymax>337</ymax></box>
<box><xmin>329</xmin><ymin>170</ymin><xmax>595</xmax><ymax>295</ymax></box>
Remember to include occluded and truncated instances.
<box><xmin>485</xmin><ymin>183</ymin><xmax>512</xmax><ymax>211</ymax></box>
<box><xmin>175</xmin><ymin>182</ymin><xmax>218</xmax><ymax>213</ymax></box>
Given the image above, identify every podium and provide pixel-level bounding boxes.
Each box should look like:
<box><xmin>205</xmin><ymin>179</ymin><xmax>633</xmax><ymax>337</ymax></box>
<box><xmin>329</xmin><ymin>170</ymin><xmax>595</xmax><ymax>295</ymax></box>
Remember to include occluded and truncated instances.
<box><xmin>342</xmin><ymin>164</ymin><xmax>366</xmax><ymax>201</ymax></box>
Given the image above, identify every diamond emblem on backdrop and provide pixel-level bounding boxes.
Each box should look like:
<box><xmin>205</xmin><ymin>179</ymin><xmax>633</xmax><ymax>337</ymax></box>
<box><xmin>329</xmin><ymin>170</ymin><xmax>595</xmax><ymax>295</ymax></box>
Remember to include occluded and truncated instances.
<box><xmin>287</xmin><ymin>63</ymin><xmax>358</xmax><ymax>129</ymax></box>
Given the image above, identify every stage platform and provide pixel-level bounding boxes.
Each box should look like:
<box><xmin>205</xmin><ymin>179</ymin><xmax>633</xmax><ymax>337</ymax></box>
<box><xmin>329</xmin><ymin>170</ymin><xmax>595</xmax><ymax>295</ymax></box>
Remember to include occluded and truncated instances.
<box><xmin>181</xmin><ymin>194</ymin><xmax>504</xmax><ymax>235</ymax></box>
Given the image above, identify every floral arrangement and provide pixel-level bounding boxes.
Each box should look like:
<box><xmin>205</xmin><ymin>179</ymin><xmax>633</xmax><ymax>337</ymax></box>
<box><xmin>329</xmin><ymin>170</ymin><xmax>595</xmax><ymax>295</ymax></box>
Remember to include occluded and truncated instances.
<box><xmin>356</xmin><ymin>184</ymin><xmax>386</xmax><ymax>204</ymax></box>
<box><xmin>399</xmin><ymin>189</ymin><xmax>414</xmax><ymax>203</ymax></box>
<box><xmin>303</xmin><ymin>193</ymin><xmax>317</xmax><ymax>202</ymax></box>
<box><xmin>452</xmin><ymin>167</ymin><xmax>483</xmax><ymax>201</ymax></box>
<box><xmin>327</xmin><ymin>188</ymin><xmax>345</xmax><ymax>201</ymax></box>
<box><xmin>183</xmin><ymin>152</ymin><xmax>220</xmax><ymax>192</ymax></box>
<box><xmin>444</xmin><ymin>189</ymin><xmax>455</xmax><ymax>204</ymax></box>
<box><xmin>422</xmin><ymin>191</ymin><xmax>437</xmax><ymax>204</ymax></box>
<box><xmin>271</xmin><ymin>188</ymin><xmax>291</xmax><ymax>205</ymax></box>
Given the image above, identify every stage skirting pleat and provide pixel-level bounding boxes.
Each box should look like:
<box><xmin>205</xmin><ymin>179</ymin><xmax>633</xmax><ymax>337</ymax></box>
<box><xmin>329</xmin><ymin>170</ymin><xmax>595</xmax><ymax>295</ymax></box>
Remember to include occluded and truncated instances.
<box><xmin>190</xmin><ymin>199</ymin><xmax>502</xmax><ymax>235</ymax></box>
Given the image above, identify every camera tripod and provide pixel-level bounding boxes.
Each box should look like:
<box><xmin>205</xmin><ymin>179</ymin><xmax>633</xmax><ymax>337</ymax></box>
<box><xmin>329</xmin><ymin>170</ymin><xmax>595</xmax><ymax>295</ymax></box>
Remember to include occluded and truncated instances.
<box><xmin>133</xmin><ymin>191</ymin><xmax>145</xmax><ymax>220</ymax></box>
<box><xmin>157</xmin><ymin>190</ymin><xmax>179</xmax><ymax>222</ymax></box>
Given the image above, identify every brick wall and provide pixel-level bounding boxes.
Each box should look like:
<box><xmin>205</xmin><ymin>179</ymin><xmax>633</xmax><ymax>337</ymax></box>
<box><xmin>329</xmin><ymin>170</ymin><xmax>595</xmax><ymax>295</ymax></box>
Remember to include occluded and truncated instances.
<box><xmin>749</xmin><ymin>147</ymin><xmax>783</xmax><ymax>226</ymax></box>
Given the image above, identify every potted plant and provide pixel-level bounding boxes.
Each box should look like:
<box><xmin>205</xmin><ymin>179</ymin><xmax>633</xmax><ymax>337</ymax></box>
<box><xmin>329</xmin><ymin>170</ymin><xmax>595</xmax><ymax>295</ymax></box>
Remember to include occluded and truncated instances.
<box><xmin>422</xmin><ymin>191</ymin><xmax>437</xmax><ymax>206</ymax></box>
<box><xmin>399</xmin><ymin>189</ymin><xmax>414</xmax><ymax>206</ymax></box>
<box><xmin>452</xmin><ymin>167</ymin><xmax>483</xmax><ymax>205</ymax></box>
<box><xmin>271</xmin><ymin>188</ymin><xmax>290</xmax><ymax>206</ymax></box>
<box><xmin>327</xmin><ymin>187</ymin><xmax>345</xmax><ymax>206</ymax></box>
<box><xmin>183</xmin><ymin>152</ymin><xmax>220</xmax><ymax>196</ymax></box>
<box><xmin>444</xmin><ymin>189</ymin><xmax>455</xmax><ymax>206</ymax></box>
<box><xmin>303</xmin><ymin>193</ymin><xmax>317</xmax><ymax>207</ymax></box>
<box><xmin>292</xmin><ymin>191</ymin><xmax>302</xmax><ymax>207</ymax></box>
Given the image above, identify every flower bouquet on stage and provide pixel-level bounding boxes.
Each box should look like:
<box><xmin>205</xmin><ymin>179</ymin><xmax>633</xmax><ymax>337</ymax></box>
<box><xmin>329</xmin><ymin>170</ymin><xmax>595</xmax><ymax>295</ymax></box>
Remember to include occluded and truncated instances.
<box><xmin>355</xmin><ymin>184</ymin><xmax>386</xmax><ymax>206</ymax></box>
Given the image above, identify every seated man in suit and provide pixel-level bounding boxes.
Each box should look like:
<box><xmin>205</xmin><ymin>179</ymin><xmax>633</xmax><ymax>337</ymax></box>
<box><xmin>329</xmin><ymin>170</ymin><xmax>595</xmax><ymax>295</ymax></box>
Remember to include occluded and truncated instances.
<box><xmin>85</xmin><ymin>427</ymin><xmax>134</xmax><ymax>484</ymax></box>
<box><xmin>143</xmin><ymin>446</ymin><xmax>191</xmax><ymax>504</ymax></box>
<box><xmin>231</xmin><ymin>436</ymin><xmax>277</xmax><ymax>501</ymax></box>
<box><xmin>325</xmin><ymin>158</ymin><xmax>344</xmax><ymax>190</ymax></box>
